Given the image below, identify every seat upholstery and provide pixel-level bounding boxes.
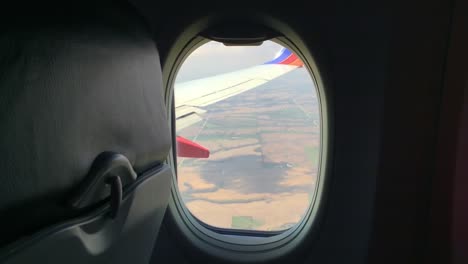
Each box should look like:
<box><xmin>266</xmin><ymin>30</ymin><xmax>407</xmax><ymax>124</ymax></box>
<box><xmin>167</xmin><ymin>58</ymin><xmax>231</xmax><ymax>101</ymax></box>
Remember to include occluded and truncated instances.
<box><xmin>0</xmin><ymin>0</ymin><xmax>171</xmax><ymax>260</ymax></box>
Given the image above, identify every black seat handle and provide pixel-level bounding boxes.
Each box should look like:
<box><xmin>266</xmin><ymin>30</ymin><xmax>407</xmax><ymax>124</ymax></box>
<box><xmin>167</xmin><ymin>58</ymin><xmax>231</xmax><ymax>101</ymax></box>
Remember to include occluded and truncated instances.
<box><xmin>105</xmin><ymin>174</ymin><xmax>123</xmax><ymax>219</ymax></box>
<box><xmin>68</xmin><ymin>152</ymin><xmax>137</xmax><ymax>217</ymax></box>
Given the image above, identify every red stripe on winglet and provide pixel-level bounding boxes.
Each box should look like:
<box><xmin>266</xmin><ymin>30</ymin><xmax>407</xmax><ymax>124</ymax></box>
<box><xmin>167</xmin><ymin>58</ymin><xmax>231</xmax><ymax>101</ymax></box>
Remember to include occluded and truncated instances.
<box><xmin>279</xmin><ymin>54</ymin><xmax>304</xmax><ymax>67</ymax></box>
<box><xmin>287</xmin><ymin>58</ymin><xmax>304</xmax><ymax>67</ymax></box>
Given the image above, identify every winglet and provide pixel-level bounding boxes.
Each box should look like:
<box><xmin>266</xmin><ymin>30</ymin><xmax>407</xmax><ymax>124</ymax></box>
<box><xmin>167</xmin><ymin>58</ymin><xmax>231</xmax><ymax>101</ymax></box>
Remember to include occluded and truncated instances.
<box><xmin>264</xmin><ymin>48</ymin><xmax>304</xmax><ymax>67</ymax></box>
<box><xmin>176</xmin><ymin>136</ymin><xmax>210</xmax><ymax>158</ymax></box>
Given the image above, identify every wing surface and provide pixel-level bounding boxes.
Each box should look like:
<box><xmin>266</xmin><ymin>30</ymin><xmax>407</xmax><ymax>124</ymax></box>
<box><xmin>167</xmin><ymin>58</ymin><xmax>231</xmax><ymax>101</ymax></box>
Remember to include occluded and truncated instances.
<box><xmin>175</xmin><ymin>48</ymin><xmax>303</xmax><ymax>131</ymax></box>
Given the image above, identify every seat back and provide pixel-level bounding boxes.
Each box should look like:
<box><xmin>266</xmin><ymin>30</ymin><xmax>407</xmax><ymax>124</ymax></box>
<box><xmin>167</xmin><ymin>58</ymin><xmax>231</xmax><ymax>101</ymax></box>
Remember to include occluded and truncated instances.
<box><xmin>0</xmin><ymin>2</ymin><xmax>172</xmax><ymax>263</ymax></box>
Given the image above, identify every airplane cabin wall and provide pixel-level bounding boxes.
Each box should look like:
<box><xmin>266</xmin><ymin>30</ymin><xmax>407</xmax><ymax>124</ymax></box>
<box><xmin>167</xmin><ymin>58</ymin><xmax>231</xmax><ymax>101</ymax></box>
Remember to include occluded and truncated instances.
<box><xmin>127</xmin><ymin>0</ymin><xmax>457</xmax><ymax>263</ymax></box>
<box><xmin>429</xmin><ymin>0</ymin><xmax>468</xmax><ymax>262</ymax></box>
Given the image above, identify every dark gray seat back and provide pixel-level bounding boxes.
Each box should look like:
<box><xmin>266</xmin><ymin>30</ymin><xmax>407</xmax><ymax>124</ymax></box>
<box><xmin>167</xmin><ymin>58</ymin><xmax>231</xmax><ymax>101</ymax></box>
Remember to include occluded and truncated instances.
<box><xmin>0</xmin><ymin>2</ymin><xmax>172</xmax><ymax>263</ymax></box>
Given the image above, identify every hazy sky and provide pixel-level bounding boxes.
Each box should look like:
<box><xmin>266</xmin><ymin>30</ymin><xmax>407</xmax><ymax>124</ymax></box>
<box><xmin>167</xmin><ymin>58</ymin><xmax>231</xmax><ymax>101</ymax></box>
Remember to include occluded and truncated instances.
<box><xmin>175</xmin><ymin>40</ymin><xmax>283</xmax><ymax>83</ymax></box>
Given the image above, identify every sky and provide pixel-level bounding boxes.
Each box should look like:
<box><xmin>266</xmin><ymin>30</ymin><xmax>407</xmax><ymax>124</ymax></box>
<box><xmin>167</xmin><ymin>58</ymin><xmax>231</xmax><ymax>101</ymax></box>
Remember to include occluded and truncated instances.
<box><xmin>175</xmin><ymin>40</ymin><xmax>284</xmax><ymax>83</ymax></box>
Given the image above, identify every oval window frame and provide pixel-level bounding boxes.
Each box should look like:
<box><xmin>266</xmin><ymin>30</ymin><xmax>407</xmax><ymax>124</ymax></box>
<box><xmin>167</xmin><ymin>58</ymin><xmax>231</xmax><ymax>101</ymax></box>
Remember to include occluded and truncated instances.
<box><xmin>164</xmin><ymin>23</ymin><xmax>332</xmax><ymax>262</ymax></box>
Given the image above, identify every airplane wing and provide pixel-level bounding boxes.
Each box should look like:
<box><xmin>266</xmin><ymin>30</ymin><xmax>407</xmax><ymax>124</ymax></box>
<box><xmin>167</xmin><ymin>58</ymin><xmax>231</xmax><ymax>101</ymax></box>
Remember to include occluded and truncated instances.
<box><xmin>174</xmin><ymin>47</ymin><xmax>304</xmax><ymax>158</ymax></box>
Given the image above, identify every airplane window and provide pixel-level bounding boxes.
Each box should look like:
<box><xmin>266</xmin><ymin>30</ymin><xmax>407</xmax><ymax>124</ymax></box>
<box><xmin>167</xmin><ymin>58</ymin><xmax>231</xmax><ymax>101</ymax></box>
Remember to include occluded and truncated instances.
<box><xmin>174</xmin><ymin>40</ymin><xmax>320</xmax><ymax>232</ymax></box>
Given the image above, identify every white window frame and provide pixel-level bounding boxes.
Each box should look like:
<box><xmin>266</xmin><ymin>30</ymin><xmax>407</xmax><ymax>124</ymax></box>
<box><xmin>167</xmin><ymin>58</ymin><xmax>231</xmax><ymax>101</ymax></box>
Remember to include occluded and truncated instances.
<box><xmin>164</xmin><ymin>35</ymin><xmax>331</xmax><ymax>262</ymax></box>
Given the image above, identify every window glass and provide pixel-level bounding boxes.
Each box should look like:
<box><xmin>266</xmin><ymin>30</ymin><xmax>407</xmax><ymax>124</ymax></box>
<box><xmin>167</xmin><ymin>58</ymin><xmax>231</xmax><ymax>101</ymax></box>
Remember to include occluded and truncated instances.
<box><xmin>174</xmin><ymin>41</ymin><xmax>320</xmax><ymax>232</ymax></box>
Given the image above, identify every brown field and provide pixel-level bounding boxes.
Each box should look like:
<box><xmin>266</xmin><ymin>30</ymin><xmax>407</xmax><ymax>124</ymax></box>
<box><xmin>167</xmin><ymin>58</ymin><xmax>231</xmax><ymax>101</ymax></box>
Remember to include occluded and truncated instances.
<box><xmin>177</xmin><ymin>70</ymin><xmax>320</xmax><ymax>231</ymax></box>
<box><xmin>185</xmin><ymin>192</ymin><xmax>311</xmax><ymax>231</ymax></box>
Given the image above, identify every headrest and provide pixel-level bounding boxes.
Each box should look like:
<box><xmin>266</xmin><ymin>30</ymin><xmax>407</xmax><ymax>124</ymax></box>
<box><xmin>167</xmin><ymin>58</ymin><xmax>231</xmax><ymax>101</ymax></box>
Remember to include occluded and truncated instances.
<box><xmin>0</xmin><ymin>1</ymin><xmax>170</xmax><ymax>246</ymax></box>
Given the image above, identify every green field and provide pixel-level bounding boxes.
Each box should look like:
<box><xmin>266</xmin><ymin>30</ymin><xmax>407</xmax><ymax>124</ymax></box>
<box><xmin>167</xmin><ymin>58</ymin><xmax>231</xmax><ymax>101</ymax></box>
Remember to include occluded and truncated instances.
<box><xmin>305</xmin><ymin>146</ymin><xmax>319</xmax><ymax>167</ymax></box>
<box><xmin>195</xmin><ymin>133</ymin><xmax>257</xmax><ymax>141</ymax></box>
<box><xmin>231</xmin><ymin>216</ymin><xmax>264</xmax><ymax>230</ymax></box>
<box><xmin>265</xmin><ymin>107</ymin><xmax>307</xmax><ymax>119</ymax></box>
